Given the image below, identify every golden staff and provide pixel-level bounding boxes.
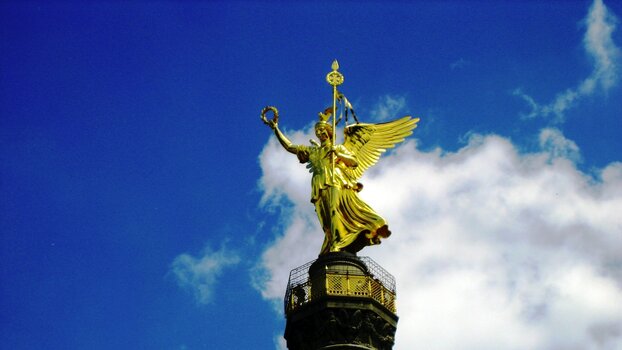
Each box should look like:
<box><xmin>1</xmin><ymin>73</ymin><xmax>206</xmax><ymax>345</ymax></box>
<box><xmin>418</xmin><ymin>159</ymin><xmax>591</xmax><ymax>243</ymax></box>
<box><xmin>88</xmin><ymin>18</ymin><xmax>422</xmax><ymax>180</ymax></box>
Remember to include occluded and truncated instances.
<box><xmin>326</xmin><ymin>60</ymin><xmax>344</xmax><ymax>183</ymax></box>
<box><xmin>325</xmin><ymin>60</ymin><xmax>344</xmax><ymax>245</ymax></box>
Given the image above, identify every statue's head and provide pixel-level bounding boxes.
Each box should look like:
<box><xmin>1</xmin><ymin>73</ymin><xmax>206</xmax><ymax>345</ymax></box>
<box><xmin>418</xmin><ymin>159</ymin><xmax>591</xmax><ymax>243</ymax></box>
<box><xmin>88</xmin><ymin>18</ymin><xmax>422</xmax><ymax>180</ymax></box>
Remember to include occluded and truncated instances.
<box><xmin>315</xmin><ymin>121</ymin><xmax>333</xmax><ymax>142</ymax></box>
<box><xmin>316</xmin><ymin>106</ymin><xmax>335</xmax><ymax>142</ymax></box>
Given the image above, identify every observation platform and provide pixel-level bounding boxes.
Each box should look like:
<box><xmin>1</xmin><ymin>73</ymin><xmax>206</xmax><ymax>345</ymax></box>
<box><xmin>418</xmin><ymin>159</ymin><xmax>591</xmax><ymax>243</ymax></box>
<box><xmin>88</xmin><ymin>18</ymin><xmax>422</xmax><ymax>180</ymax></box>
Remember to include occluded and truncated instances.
<box><xmin>284</xmin><ymin>252</ymin><xmax>398</xmax><ymax>350</ymax></box>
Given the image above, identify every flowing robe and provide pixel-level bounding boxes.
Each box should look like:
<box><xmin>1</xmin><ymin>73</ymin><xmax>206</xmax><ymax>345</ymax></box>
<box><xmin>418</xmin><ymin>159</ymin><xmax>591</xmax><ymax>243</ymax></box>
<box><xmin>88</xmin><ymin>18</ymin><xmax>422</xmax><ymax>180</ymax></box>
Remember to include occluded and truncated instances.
<box><xmin>296</xmin><ymin>143</ymin><xmax>389</xmax><ymax>254</ymax></box>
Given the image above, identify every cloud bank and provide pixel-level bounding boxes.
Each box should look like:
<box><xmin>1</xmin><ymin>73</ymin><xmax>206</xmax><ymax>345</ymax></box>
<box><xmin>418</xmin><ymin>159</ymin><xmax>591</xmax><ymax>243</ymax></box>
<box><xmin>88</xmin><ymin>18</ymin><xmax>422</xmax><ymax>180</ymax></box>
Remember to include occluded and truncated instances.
<box><xmin>256</xmin><ymin>125</ymin><xmax>622</xmax><ymax>349</ymax></box>
<box><xmin>515</xmin><ymin>0</ymin><xmax>621</xmax><ymax>122</ymax></box>
<box><xmin>171</xmin><ymin>245</ymin><xmax>240</xmax><ymax>304</ymax></box>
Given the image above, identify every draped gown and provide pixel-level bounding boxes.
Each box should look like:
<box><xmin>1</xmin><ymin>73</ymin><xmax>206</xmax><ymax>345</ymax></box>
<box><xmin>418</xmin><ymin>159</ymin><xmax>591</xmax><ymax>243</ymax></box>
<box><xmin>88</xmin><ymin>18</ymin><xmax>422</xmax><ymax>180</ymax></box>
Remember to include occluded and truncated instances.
<box><xmin>295</xmin><ymin>142</ymin><xmax>390</xmax><ymax>254</ymax></box>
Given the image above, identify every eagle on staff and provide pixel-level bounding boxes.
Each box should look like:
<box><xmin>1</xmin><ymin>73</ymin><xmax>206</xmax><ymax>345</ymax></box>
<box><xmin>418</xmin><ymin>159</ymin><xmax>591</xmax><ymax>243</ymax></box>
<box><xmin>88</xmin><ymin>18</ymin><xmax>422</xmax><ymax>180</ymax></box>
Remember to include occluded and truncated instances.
<box><xmin>261</xmin><ymin>61</ymin><xmax>419</xmax><ymax>255</ymax></box>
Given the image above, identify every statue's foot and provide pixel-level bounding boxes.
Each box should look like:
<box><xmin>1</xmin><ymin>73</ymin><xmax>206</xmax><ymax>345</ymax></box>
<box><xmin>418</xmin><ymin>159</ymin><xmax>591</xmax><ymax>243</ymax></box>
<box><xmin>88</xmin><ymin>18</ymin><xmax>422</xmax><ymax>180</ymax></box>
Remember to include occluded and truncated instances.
<box><xmin>377</xmin><ymin>225</ymin><xmax>391</xmax><ymax>238</ymax></box>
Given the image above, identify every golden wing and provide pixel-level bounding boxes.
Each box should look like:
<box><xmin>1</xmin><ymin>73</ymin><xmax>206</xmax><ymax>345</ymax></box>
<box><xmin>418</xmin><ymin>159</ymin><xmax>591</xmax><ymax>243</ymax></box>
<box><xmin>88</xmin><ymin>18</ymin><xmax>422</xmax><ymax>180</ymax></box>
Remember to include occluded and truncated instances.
<box><xmin>343</xmin><ymin>116</ymin><xmax>419</xmax><ymax>180</ymax></box>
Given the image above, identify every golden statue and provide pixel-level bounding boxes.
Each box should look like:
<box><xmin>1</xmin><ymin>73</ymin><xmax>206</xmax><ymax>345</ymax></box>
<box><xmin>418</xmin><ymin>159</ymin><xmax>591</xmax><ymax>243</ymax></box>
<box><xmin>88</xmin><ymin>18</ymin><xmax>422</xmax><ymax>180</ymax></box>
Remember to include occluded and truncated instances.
<box><xmin>261</xmin><ymin>61</ymin><xmax>419</xmax><ymax>255</ymax></box>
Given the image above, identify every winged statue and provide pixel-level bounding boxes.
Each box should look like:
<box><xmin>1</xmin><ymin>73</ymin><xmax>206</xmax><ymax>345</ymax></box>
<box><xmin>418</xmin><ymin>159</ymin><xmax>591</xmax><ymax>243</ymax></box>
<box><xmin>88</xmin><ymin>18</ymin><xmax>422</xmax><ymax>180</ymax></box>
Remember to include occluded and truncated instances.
<box><xmin>262</xmin><ymin>104</ymin><xmax>419</xmax><ymax>255</ymax></box>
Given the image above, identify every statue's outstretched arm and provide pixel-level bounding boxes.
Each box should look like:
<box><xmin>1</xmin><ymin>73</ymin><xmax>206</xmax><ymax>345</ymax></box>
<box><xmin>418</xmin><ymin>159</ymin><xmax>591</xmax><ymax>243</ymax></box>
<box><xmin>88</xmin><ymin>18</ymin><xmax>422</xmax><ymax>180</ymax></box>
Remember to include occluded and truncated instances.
<box><xmin>261</xmin><ymin>106</ymin><xmax>307</xmax><ymax>162</ymax></box>
<box><xmin>273</xmin><ymin>125</ymin><xmax>298</xmax><ymax>155</ymax></box>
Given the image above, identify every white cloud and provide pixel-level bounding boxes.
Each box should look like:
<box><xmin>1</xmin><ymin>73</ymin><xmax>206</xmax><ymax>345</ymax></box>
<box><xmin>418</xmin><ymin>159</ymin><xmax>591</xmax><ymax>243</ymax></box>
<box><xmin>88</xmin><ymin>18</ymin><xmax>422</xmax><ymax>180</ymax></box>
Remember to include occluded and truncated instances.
<box><xmin>584</xmin><ymin>0</ymin><xmax>621</xmax><ymax>92</ymax></box>
<box><xmin>515</xmin><ymin>0</ymin><xmax>621</xmax><ymax>122</ymax></box>
<box><xmin>370</xmin><ymin>95</ymin><xmax>407</xmax><ymax>121</ymax></box>
<box><xmin>274</xmin><ymin>335</ymin><xmax>287</xmax><ymax>350</ymax></box>
<box><xmin>255</xmin><ymin>127</ymin><xmax>622</xmax><ymax>349</ymax></box>
<box><xmin>254</xmin><ymin>126</ymin><xmax>324</xmax><ymax>304</ymax></box>
<box><xmin>539</xmin><ymin>127</ymin><xmax>581</xmax><ymax>162</ymax></box>
<box><xmin>171</xmin><ymin>244</ymin><xmax>240</xmax><ymax>304</ymax></box>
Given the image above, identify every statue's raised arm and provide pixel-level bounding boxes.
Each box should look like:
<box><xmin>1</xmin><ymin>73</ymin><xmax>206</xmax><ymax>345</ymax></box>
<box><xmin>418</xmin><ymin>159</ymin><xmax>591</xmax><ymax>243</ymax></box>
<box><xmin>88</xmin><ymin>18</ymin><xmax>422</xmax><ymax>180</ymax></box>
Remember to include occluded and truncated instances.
<box><xmin>261</xmin><ymin>106</ymin><xmax>312</xmax><ymax>164</ymax></box>
<box><xmin>261</xmin><ymin>106</ymin><xmax>296</xmax><ymax>154</ymax></box>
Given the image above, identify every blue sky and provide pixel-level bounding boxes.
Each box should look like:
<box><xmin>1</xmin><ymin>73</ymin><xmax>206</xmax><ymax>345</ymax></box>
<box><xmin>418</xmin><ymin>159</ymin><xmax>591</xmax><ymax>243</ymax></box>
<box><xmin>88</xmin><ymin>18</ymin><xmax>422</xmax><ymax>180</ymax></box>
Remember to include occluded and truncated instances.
<box><xmin>1</xmin><ymin>1</ymin><xmax>621</xmax><ymax>349</ymax></box>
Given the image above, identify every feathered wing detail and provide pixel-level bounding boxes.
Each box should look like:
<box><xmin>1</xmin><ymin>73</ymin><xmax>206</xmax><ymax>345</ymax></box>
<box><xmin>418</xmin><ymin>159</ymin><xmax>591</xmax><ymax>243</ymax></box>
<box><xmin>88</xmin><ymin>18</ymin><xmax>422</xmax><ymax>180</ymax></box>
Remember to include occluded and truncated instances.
<box><xmin>343</xmin><ymin>116</ymin><xmax>419</xmax><ymax>180</ymax></box>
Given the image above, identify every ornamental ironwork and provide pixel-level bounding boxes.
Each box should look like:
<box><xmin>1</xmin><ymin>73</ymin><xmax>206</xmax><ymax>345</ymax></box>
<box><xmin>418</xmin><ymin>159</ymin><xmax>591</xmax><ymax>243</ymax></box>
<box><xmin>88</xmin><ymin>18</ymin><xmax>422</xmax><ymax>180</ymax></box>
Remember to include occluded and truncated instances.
<box><xmin>284</xmin><ymin>256</ymin><xmax>396</xmax><ymax>314</ymax></box>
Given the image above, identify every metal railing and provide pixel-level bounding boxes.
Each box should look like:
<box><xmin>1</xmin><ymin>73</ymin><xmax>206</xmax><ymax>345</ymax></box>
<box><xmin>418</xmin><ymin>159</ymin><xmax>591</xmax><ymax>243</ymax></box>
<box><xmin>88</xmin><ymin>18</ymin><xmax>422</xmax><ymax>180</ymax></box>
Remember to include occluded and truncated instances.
<box><xmin>285</xmin><ymin>256</ymin><xmax>396</xmax><ymax>314</ymax></box>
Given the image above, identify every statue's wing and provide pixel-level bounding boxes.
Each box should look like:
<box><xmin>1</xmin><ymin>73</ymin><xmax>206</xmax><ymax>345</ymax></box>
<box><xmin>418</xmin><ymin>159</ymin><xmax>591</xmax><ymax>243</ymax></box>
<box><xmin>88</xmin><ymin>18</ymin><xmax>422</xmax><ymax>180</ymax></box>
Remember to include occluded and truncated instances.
<box><xmin>343</xmin><ymin>116</ymin><xmax>419</xmax><ymax>180</ymax></box>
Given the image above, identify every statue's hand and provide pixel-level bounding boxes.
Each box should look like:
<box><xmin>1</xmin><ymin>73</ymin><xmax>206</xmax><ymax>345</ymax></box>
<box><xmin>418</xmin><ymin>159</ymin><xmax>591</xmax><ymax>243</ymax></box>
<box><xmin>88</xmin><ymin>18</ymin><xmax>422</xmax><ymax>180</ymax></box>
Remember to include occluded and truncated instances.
<box><xmin>327</xmin><ymin>146</ymin><xmax>342</xmax><ymax>161</ymax></box>
<box><xmin>261</xmin><ymin>106</ymin><xmax>279</xmax><ymax>130</ymax></box>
